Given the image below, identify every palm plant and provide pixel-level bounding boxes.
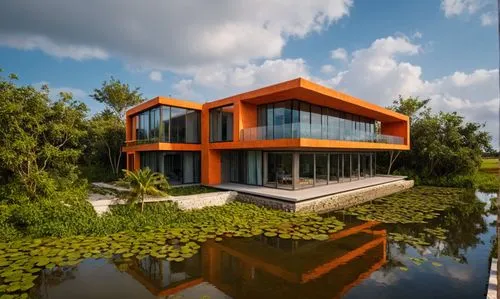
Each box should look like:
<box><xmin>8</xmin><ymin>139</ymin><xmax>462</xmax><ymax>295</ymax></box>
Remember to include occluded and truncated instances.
<box><xmin>122</xmin><ymin>168</ymin><xmax>169</xmax><ymax>212</ymax></box>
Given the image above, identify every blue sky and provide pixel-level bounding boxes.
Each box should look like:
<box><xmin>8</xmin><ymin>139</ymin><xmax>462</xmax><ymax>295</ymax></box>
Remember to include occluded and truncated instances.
<box><xmin>0</xmin><ymin>0</ymin><xmax>498</xmax><ymax>146</ymax></box>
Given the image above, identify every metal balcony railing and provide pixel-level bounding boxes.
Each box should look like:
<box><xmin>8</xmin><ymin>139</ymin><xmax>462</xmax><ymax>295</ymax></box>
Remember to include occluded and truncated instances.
<box><xmin>239</xmin><ymin>124</ymin><xmax>404</xmax><ymax>144</ymax></box>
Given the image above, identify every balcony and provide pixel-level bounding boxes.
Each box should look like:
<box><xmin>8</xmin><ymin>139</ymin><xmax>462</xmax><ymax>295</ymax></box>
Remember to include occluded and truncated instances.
<box><xmin>239</xmin><ymin>124</ymin><xmax>404</xmax><ymax>144</ymax></box>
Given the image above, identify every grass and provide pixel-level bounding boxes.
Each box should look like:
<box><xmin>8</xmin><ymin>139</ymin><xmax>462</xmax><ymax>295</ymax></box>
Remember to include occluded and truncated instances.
<box><xmin>475</xmin><ymin>158</ymin><xmax>499</xmax><ymax>193</ymax></box>
<box><xmin>480</xmin><ymin>158</ymin><xmax>499</xmax><ymax>173</ymax></box>
<box><xmin>168</xmin><ymin>185</ymin><xmax>219</xmax><ymax>196</ymax></box>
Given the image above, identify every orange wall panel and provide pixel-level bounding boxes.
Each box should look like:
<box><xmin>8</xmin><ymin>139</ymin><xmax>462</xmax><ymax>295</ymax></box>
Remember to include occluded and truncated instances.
<box><xmin>381</xmin><ymin>121</ymin><xmax>409</xmax><ymax>146</ymax></box>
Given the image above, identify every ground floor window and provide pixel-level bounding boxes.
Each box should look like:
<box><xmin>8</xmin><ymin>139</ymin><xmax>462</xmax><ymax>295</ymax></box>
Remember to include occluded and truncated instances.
<box><xmin>140</xmin><ymin>151</ymin><xmax>200</xmax><ymax>185</ymax></box>
<box><xmin>220</xmin><ymin>150</ymin><xmax>376</xmax><ymax>190</ymax></box>
<box><xmin>221</xmin><ymin>150</ymin><xmax>262</xmax><ymax>185</ymax></box>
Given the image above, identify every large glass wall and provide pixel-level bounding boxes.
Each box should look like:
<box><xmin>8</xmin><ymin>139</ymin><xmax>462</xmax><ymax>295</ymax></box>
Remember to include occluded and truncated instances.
<box><xmin>256</xmin><ymin>100</ymin><xmax>376</xmax><ymax>142</ymax></box>
<box><xmin>298</xmin><ymin>153</ymin><xmax>314</xmax><ymax>188</ymax></box>
<box><xmin>140</xmin><ymin>151</ymin><xmax>200</xmax><ymax>185</ymax></box>
<box><xmin>265</xmin><ymin>153</ymin><xmax>293</xmax><ymax>189</ymax></box>
<box><xmin>220</xmin><ymin>150</ymin><xmax>376</xmax><ymax>190</ymax></box>
<box><xmin>210</xmin><ymin>105</ymin><xmax>234</xmax><ymax>142</ymax></box>
<box><xmin>270</xmin><ymin>152</ymin><xmax>375</xmax><ymax>189</ymax></box>
<box><xmin>135</xmin><ymin>105</ymin><xmax>200</xmax><ymax>144</ymax></box>
<box><xmin>221</xmin><ymin>150</ymin><xmax>262</xmax><ymax>185</ymax></box>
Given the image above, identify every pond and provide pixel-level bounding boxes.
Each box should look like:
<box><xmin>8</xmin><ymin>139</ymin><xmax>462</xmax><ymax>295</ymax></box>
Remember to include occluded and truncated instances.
<box><xmin>0</xmin><ymin>187</ymin><xmax>496</xmax><ymax>299</ymax></box>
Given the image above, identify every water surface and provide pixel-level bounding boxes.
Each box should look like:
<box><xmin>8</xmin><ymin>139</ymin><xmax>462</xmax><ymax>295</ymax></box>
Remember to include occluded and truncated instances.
<box><xmin>28</xmin><ymin>190</ymin><xmax>498</xmax><ymax>299</ymax></box>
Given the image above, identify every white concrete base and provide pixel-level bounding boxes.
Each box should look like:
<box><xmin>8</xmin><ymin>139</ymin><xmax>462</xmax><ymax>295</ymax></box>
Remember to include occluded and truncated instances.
<box><xmin>237</xmin><ymin>180</ymin><xmax>414</xmax><ymax>213</ymax></box>
<box><xmin>88</xmin><ymin>191</ymin><xmax>237</xmax><ymax>215</ymax></box>
<box><xmin>487</xmin><ymin>258</ymin><xmax>497</xmax><ymax>299</ymax></box>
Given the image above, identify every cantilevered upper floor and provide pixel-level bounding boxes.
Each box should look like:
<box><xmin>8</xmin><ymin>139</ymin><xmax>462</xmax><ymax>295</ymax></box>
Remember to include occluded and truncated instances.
<box><xmin>123</xmin><ymin>77</ymin><xmax>410</xmax><ymax>153</ymax></box>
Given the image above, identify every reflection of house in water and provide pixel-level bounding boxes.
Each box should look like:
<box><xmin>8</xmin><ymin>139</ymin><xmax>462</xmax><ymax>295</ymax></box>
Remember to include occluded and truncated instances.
<box><xmin>124</xmin><ymin>221</ymin><xmax>387</xmax><ymax>298</ymax></box>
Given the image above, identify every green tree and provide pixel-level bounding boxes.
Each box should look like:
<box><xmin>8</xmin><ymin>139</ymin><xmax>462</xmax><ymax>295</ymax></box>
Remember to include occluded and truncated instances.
<box><xmin>386</xmin><ymin>96</ymin><xmax>430</xmax><ymax>174</ymax></box>
<box><xmin>87</xmin><ymin>110</ymin><xmax>126</xmax><ymax>176</ymax></box>
<box><xmin>122</xmin><ymin>168</ymin><xmax>169</xmax><ymax>212</ymax></box>
<box><xmin>0</xmin><ymin>72</ymin><xmax>88</xmax><ymax>199</ymax></box>
<box><xmin>89</xmin><ymin>78</ymin><xmax>144</xmax><ymax>178</ymax></box>
<box><xmin>91</xmin><ymin>77</ymin><xmax>144</xmax><ymax>120</ymax></box>
<box><xmin>389</xmin><ymin>96</ymin><xmax>492</xmax><ymax>183</ymax></box>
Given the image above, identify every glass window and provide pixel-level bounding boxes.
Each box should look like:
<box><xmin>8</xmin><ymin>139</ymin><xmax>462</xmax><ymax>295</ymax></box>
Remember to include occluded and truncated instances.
<box><xmin>149</xmin><ymin>108</ymin><xmax>160</xmax><ymax>142</ymax></box>
<box><xmin>300</xmin><ymin>102</ymin><xmax>310</xmax><ymax>138</ymax></box>
<box><xmin>161</xmin><ymin>106</ymin><xmax>170</xmax><ymax>142</ymax></box>
<box><xmin>321</xmin><ymin>108</ymin><xmax>328</xmax><ymax>139</ymax></box>
<box><xmin>342</xmin><ymin>153</ymin><xmax>351</xmax><ymax>182</ymax></box>
<box><xmin>170</xmin><ymin>107</ymin><xmax>186</xmax><ymax>143</ymax></box>
<box><xmin>210</xmin><ymin>105</ymin><xmax>234</xmax><ymax>142</ymax></box>
<box><xmin>185</xmin><ymin>110</ymin><xmax>200</xmax><ymax>143</ymax></box>
<box><xmin>344</xmin><ymin>113</ymin><xmax>352</xmax><ymax>141</ymax></box>
<box><xmin>257</xmin><ymin>105</ymin><xmax>267</xmax><ymax>140</ymax></box>
<box><xmin>315</xmin><ymin>153</ymin><xmax>328</xmax><ymax>185</ymax></box>
<box><xmin>298</xmin><ymin>153</ymin><xmax>314</xmax><ymax>188</ymax></box>
<box><xmin>265</xmin><ymin>152</ymin><xmax>293</xmax><ymax>189</ymax></box>
<box><xmin>292</xmin><ymin>100</ymin><xmax>300</xmax><ymax>138</ymax></box>
<box><xmin>274</xmin><ymin>102</ymin><xmax>285</xmax><ymax>139</ymax></box>
<box><xmin>360</xmin><ymin>153</ymin><xmax>372</xmax><ymax>178</ymax></box>
<box><xmin>351</xmin><ymin>153</ymin><xmax>359</xmax><ymax>180</ymax></box>
<box><xmin>329</xmin><ymin>153</ymin><xmax>340</xmax><ymax>183</ymax></box>
<box><xmin>311</xmin><ymin>105</ymin><xmax>322</xmax><ymax>139</ymax></box>
<box><xmin>283</xmin><ymin>101</ymin><xmax>292</xmax><ymax>139</ymax></box>
<box><xmin>339</xmin><ymin>112</ymin><xmax>345</xmax><ymax>140</ymax></box>
<box><xmin>266</xmin><ymin>104</ymin><xmax>274</xmax><ymax>140</ymax></box>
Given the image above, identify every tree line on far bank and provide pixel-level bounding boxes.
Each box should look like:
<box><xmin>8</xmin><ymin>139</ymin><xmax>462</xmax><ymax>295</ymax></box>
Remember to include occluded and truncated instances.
<box><xmin>0</xmin><ymin>68</ymin><xmax>496</xmax><ymax>203</ymax></box>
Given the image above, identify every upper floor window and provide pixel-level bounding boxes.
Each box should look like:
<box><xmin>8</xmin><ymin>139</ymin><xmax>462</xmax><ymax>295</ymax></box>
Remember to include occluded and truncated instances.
<box><xmin>210</xmin><ymin>104</ymin><xmax>234</xmax><ymax>142</ymax></box>
<box><xmin>135</xmin><ymin>105</ymin><xmax>200</xmax><ymax>144</ymax></box>
<box><xmin>256</xmin><ymin>99</ymin><xmax>376</xmax><ymax>142</ymax></box>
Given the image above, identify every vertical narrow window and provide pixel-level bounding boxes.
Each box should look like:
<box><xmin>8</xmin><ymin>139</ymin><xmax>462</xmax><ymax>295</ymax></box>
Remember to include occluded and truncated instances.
<box><xmin>257</xmin><ymin>105</ymin><xmax>267</xmax><ymax>140</ymax></box>
<box><xmin>274</xmin><ymin>102</ymin><xmax>284</xmax><ymax>139</ymax></box>
<box><xmin>185</xmin><ymin>110</ymin><xmax>200</xmax><ymax>143</ymax></box>
<box><xmin>321</xmin><ymin>108</ymin><xmax>328</xmax><ymax>139</ymax></box>
<box><xmin>311</xmin><ymin>105</ymin><xmax>322</xmax><ymax>139</ymax></box>
<box><xmin>300</xmin><ymin>102</ymin><xmax>311</xmax><ymax>138</ymax></box>
<box><xmin>170</xmin><ymin>107</ymin><xmax>186</xmax><ymax>143</ymax></box>
<box><xmin>161</xmin><ymin>106</ymin><xmax>170</xmax><ymax>142</ymax></box>
<box><xmin>266</xmin><ymin>104</ymin><xmax>274</xmax><ymax>139</ymax></box>
<box><xmin>209</xmin><ymin>105</ymin><xmax>234</xmax><ymax>142</ymax></box>
<box><xmin>292</xmin><ymin>100</ymin><xmax>300</xmax><ymax>138</ymax></box>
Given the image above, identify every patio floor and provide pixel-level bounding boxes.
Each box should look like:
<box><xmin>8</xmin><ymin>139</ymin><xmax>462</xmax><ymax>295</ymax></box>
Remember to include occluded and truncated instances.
<box><xmin>215</xmin><ymin>175</ymin><xmax>407</xmax><ymax>202</ymax></box>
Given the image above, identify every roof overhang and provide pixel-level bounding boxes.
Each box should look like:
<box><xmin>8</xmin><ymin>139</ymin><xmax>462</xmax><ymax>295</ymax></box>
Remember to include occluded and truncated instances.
<box><xmin>213</xmin><ymin>78</ymin><xmax>408</xmax><ymax>123</ymax></box>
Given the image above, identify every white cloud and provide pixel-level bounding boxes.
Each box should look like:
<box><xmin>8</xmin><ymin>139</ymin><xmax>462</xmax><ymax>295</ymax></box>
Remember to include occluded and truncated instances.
<box><xmin>330</xmin><ymin>48</ymin><xmax>348</xmax><ymax>61</ymax></box>
<box><xmin>480</xmin><ymin>11</ymin><xmax>497</xmax><ymax>26</ymax></box>
<box><xmin>0</xmin><ymin>0</ymin><xmax>352</xmax><ymax>71</ymax></box>
<box><xmin>441</xmin><ymin>0</ymin><xmax>483</xmax><ymax>17</ymax></box>
<box><xmin>149</xmin><ymin>71</ymin><xmax>163</xmax><ymax>82</ymax></box>
<box><xmin>173</xmin><ymin>58</ymin><xmax>310</xmax><ymax>100</ymax></box>
<box><xmin>320</xmin><ymin>64</ymin><xmax>336</xmax><ymax>74</ymax></box>
<box><xmin>0</xmin><ymin>34</ymin><xmax>108</xmax><ymax>60</ymax></box>
<box><xmin>323</xmin><ymin>34</ymin><xmax>498</xmax><ymax>147</ymax></box>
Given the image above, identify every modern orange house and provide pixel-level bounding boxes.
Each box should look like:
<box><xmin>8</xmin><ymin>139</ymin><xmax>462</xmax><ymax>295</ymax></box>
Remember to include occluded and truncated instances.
<box><xmin>123</xmin><ymin>78</ymin><xmax>409</xmax><ymax>191</ymax></box>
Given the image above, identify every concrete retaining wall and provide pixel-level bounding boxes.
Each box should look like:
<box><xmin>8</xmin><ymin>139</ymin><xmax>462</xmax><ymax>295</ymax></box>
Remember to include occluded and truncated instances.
<box><xmin>237</xmin><ymin>180</ymin><xmax>414</xmax><ymax>213</ymax></box>
<box><xmin>171</xmin><ymin>191</ymin><xmax>237</xmax><ymax>210</ymax></box>
<box><xmin>89</xmin><ymin>191</ymin><xmax>237</xmax><ymax>215</ymax></box>
<box><xmin>89</xmin><ymin>180</ymin><xmax>413</xmax><ymax>215</ymax></box>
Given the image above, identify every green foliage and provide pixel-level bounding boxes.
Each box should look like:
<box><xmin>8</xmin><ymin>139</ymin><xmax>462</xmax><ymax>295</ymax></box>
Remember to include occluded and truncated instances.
<box><xmin>168</xmin><ymin>185</ymin><xmax>219</xmax><ymax>196</ymax></box>
<box><xmin>474</xmin><ymin>171</ymin><xmax>499</xmax><ymax>193</ymax></box>
<box><xmin>83</xmin><ymin>110</ymin><xmax>125</xmax><ymax>177</ymax></box>
<box><xmin>0</xmin><ymin>72</ymin><xmax>88</xmax><ymax>200</ymax></box>
<box><xmin>90</xmin><ymin>77</ymin><xmax>144</xmax><ymax>120</ymax></box>
<box><xmin>386</xmin><ymin>97</ymin><xmax>492</xmax><ymax>186</ymax></box>
<box><xmin>122</xmin><ymin>168</ymin><xmax>169</xmax><ymax>212</ymax></box>
<box><xmin>480</xmin><ymin>158</ymin><xmax>499</xmax><ymax>170</ymax></box>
